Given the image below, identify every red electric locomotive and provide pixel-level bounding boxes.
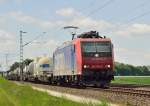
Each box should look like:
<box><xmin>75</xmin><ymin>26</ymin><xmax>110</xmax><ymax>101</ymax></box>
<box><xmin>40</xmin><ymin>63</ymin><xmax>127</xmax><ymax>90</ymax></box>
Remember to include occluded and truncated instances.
<box><xmin>53</xmin><ymin>31</ymin><xmax>114</xmax><ymax>88</ymax></box>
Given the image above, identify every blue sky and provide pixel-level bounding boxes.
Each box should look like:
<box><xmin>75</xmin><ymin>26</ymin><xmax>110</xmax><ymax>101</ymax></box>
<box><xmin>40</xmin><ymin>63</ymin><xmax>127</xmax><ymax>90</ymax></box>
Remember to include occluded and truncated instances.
<box><xmin>0</xmin><ymin>0</ymin><xmax>150</xmax><ymax>68</ymax></box>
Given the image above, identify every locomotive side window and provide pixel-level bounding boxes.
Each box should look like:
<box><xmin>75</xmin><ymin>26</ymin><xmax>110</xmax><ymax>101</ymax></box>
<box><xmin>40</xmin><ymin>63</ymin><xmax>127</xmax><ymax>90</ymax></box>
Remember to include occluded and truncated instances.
<box><xmin>81</xmin><ymin>42</ymin><xmax>112</xmax><ymax>57</ymax></box>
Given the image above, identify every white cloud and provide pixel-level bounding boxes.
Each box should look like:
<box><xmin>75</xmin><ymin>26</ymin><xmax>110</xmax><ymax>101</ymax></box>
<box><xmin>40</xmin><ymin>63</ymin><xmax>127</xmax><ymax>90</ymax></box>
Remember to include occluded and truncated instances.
<box><xmin>115</xmin><ymin>47</ymin><xmax>128</xmax><ymax>53</ymax></box>
<box><xmin>29</xmin><ymin>39</ymin><xmax>59</xmax><ymax>50</ymax></box>
<box><xmin>55</xmin><ymin>8</ymin><xmax>113</xmax><ymax>32</ymax></box>
<box><xmin>115</xmin><ymin>47</ymin><xmax>150</xmax><ymax>65</ymax></box>
<box><xmin>0</xmin><ymin>30</ymin><xmax>17</xmax><ymax>52</ymax></box>
<box><xmin>7</xmin><ymin>10</ymin><xmax>150</xmax><ymax>38</ymax></box>
<box><xmin>0</xmin><ymin>16</ymin><xmax>6</xmax><ymax>24</ymax></box>
<box><xmin>45</xmin><ymin>39</ymin><xmax>59</xmax><ymax>48</ymax></box>
<box><xmin>131</xmin><ymin>24</ymin><xmax>150</xmax><ymax>34</ymax></box>
<box><xmin>56</xmin><ymin>8</ymin><xmax>77</xmax><ymax>17</ymax></box>
<box><xmin>0</xmin><ymin>30</ymin><xmax>14</xmax><ymax>43</ymax></box>
<box><xmin>55</xmin><ymin>8</ymin><xmax>150</xmax><ymax>38</ymax></box>
<box><xmin>8</xmin><ymin>10</ymin><xmax>111</xmax><ymax>31</ymax></box>
<box><xmin>113</xmin><ymin>24</ymin><xmax>150</xmax><ymax>37</ymax></box>
<box><xmin>8</xmin><ymin>11</ymin><xmax>54</xmax><ymax>29</ymax></box>
<box><xmin>24</xmin><ymin>39</ymin><xmax>59</xmax><ymax>59</ymax></box>
<box><xmin>69</xmin><ymin>17</ymin><xmax>113</xmax><ymax>31</ymax></box>
<box><xmin>0</xmin><ymin>27</ymin><xmax>18</xmax><ymax>64</ymax></box>
<box><xmin>144</xmin><ymin>53</ymin><xmax>150</xmax><ymax>59</ymax></box>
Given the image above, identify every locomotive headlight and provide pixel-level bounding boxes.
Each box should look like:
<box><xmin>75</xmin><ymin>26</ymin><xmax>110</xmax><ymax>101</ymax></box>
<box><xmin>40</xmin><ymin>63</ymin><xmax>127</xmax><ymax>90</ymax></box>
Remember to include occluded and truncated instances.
<box><xmin>107</xmin><ymin>65</ymin><xmax>111</xmax><ymax>68</ymax></box>
<box><xmin>84</xmin><ymin>65</ymin><xmax>87</xmax><ymax>68</ymax></box>
<box><xmin>95</xmin><ymin>53</ymin><xmax>99</xmax><ymax>57</ymax></box>
<box><xmin>84</xmin><ymin>65</ymin><xmax>90</xmax><ymax>68</ymax></box>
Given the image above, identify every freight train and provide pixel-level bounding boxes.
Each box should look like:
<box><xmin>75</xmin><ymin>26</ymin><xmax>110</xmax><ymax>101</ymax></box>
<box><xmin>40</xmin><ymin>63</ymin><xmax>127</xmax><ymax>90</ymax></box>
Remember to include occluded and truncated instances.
<box><xmin>24</xmin><ymin>57</ymin><xmax>53</xmax><ymax>82</ymax></box>
<box><xmin>7</xmin><ymin>31</ymin><xmax>114</xmax><ymax>88</ymax></box>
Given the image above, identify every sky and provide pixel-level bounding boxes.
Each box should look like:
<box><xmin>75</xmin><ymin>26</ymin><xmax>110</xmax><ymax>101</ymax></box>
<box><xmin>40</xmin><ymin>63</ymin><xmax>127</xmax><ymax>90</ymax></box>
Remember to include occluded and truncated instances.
<box><xmin>0</xmin><ymin>0</ymin><xmax>150</xmax><ymax>69</ymax></box>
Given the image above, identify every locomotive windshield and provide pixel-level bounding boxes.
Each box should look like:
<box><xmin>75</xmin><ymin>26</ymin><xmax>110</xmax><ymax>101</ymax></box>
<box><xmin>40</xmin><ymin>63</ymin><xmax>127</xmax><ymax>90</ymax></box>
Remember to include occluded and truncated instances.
<box><xmin>81</xmin><ymin>42</ymin><xmax>112</xmax><ymax>57</ymax></box>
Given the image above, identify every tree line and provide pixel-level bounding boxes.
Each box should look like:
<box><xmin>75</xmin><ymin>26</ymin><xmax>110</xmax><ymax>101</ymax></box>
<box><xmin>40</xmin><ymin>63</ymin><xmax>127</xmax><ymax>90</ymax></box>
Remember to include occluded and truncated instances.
<box><xmin>115</xmin><ymin>62</ymin><xmax>150</xmax><ymax>76</ymax></box>
<box><xmin>9</xmin><ymin>59</ymin><xmax>33</xmax><ymax>72</ymax></box>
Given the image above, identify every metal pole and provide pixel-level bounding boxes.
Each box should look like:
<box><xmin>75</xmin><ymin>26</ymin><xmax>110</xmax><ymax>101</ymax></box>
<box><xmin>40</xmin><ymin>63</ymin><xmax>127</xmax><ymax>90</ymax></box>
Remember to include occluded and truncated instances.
<box><xmin>19</xmin><ymin>31</ymin><xmax>44</xmax><ymax>81</ymax></box>
<box><xmin>5</xmin><ymin>54</ymin><xmax>8</xmax><ymax>71</ymax></box>
<box><xmin>20</xmin><ymin>31</ymin><xmax>26</xmax><ymax>81</ymax></box>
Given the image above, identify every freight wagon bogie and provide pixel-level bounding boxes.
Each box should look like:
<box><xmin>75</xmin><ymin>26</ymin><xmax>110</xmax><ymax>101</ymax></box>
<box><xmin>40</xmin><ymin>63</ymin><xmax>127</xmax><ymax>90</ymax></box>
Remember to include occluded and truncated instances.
<box><xmin>50</xmin><ymin>73</ymin><xmax>112</xmax><ymax>88</ymax></box>
<box><xmin>51</xmin><ymin>75</ymin><xmax>85</xmax><ymax>87</ymax></box>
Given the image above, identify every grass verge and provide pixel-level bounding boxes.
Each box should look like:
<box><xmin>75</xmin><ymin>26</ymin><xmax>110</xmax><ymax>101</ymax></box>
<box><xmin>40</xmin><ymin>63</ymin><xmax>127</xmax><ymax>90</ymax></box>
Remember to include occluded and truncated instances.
<box><xmin>0</xmin><ymin>77</ymin><xmax>107</xmax><ymax>106</ymax></box>
<box><xmin>112</xmin><ymin>76</ymin><xmax>150</xmax><ymax>85</ymax></box>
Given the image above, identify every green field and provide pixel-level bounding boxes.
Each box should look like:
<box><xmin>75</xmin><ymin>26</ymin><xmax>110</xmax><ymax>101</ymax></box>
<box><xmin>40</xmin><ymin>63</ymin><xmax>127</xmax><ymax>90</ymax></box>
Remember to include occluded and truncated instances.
<box><xmin>112</xmin><ymin>76</ymin><xmax>150</xmax><ymax>85</ymax></box>
<box><xmin>0</xmin><ymin>77</ymin><xmax>108</xmax><ymax>106</ymax></box>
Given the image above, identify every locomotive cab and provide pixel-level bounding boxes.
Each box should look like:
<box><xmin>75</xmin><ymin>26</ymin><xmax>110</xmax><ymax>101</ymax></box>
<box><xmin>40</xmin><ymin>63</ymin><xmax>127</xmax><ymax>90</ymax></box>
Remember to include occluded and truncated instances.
<box><xmin>80</xmin><ymin>40</ymin><xmax>114</xmax><ymax>87</ymax></box>
<box><xmin>74</xmin><ymin>31</ymin><xmax>114</xmax><ymax>87</ymax></box>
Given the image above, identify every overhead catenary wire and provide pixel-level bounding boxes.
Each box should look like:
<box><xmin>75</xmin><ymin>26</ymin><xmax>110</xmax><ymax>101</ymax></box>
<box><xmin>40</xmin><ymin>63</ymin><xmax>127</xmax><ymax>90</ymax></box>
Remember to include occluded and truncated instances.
<box><xmin>81</xmin><ymin>0</ymin><xmax>150</xmax><ymax>26</ymax></box>
<box><xmin>82</xmin><ymin>0</ymin><xmax>150</xmax><ymax>28</ymax></box>
<box><xmin>55</xmin><ymin>0</ymin><xmax>116</xmax><ymax>34</ymax></box>
<box><xmin>86</xmin><ymin>0</ymin><xmax>115</xmax><ymax>17</ymax></box>
<box><xmin>76</xmin><ymin>0</ymin><xmax>115</xmax><ymax>27</ymax></box>
<box><xmin>113</xmin><ymin>9</ymin><xmax>150</xmax><ymax>30</ymax></box>
<box><xmin>116</xmin><ymin>0</ymin><xmax>150</xmax><ymax>26</ymax></box>
<box><xmin>126</xmin><ymin>10</ymin><xmax>150</xmax><ymax>24</ymax></box>
<box><xmin>23</xmin><ymin>32</ymin><xmax>46</xmax><ymax>47</ymax></box>
<box><xmin>131</xmin><ymin>0</ymin><xmax>150</xmax><ymax>12</ymax></box>
<box><xmin>77</xmin><ymin>0</ymin><xmax>98</xmax><ymax>13</ymax></box>
<box><xmin>104</xmin><ymin>0</ymin><xmax>150</xmax><ymax>35</ymax></box>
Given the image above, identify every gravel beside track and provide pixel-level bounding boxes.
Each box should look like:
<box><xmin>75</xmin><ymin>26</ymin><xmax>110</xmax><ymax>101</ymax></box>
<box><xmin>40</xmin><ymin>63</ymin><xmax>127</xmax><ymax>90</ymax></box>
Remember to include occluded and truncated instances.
<box><xmin>14</xmin><ymin>81</ymin><xmax>150</xmax><ymax>106</ymax></box>
<box><xmin>111</xmin><ymin>83</ymin><xmax>150</xmax><ymax>88</ymax></box>
<box><xmin>110</xmin><ymin>87</ymin><xmax>150</xmax><ymax>96</ymax></box>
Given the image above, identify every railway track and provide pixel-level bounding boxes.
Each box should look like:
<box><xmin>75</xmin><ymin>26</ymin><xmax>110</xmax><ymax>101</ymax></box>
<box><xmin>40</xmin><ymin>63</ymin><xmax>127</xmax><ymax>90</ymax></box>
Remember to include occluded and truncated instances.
<box><xmin>22</xmin><ymin>80</ymin><xmax>150</xmax><ymax>98</ymax></box>
<box><xmin>111</xmin><ymin>83</ymin><xmax>150</xmax><ymax>88</ymax></box>
<box><xmin>86</xmin><ymin>86</ymin><xmax>150</xmax><ymax>98</ymax></box>
<box><xmin>14</xmin><ymin>80</ymin><xmax>150</xmax><ymax>98</ymax></box>
<box><xmin>111</xmin><ymin>87</ymin><xmax>150</xmax><ymax>94</ymax></box>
